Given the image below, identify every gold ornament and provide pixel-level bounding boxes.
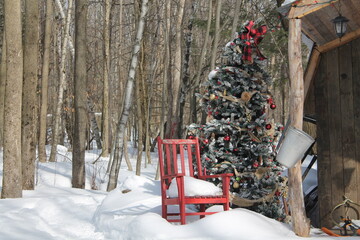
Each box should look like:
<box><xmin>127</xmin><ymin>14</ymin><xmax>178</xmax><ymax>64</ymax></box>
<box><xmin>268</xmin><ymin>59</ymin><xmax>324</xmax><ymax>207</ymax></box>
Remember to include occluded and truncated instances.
<box><xmin>233</xmin><ymin>182</ymin><xmax>240</xmax><ymax>189</ymax></box>
<box><xmin>241</xmin><ymin>91</ymin><xmax>251</xmax><ymax>102</ymax></box>
<box><xmin>209</xmin><ymin>94</ymin><xmax>216</xmax><ymax>100</ymax></box>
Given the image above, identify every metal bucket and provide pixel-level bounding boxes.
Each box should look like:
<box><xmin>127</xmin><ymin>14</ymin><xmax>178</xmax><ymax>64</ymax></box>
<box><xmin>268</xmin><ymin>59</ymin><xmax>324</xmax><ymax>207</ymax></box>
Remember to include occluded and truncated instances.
<box><xmin>276</xmin><ymin>126</ymin><xmax>315</xmax><ymax>168</ymax></box>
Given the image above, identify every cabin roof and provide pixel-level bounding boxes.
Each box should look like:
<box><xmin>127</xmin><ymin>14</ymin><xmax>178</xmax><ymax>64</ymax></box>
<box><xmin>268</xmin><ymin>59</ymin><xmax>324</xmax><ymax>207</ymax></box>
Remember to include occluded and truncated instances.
<box><xmin>280</xmin><ymin>0</ymin><xmax>360</xmax><ymax>49</ymax></box>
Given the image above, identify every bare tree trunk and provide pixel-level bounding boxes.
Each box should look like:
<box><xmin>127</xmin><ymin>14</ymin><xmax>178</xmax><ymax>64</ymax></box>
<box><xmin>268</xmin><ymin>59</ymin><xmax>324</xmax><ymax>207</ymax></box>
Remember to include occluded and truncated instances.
<box><xmin>72</xmin><ymin>0</ymin><xmax>88</xmax><ymax>189</ymax></box>
<box><xmin>165</xmin><ymin>0</ymin><xmax>185</xmax><ymax>139</ymax></box>
<box><xmin>155</xmin><ymin>0</ymin><xmax>171</xmax><ymax>181</ymax></box>
<box><xmin>210</xmin><ymin>0</ymin><xmax>222</xmax><ymax>70</ymax></box>
<box><xmin>107</xmin><ymin>0</ymin><xmax>149</xmax><ymax>191</ymax></box>
<box><xmin>191</xmin><ymin>0</ymin><xmax>212</xmax><ymax>123</ymax></box>
<box><xmin>124</xmin><ymin>128</ymin><xmax>132</xmax><ymax>171</ymax></box>
<box><xmin>178</xmin><ymin>1</ymin><xmax>196</xmax><ymax>138</ymax></box>
<box><xmin>101</xmin><ymin>0</ymin><xmax>111</xmax><ymax>157</ymax></box>
<box><xmin>145</xmin><ymin>58</ymin><xmax>158</xmax><ymax>165</ymax></box>
<box><xmin>160</xmin><ymin>0</ymin><xmax>170</xmax><ymax>139</ymax></box>
<box><xmin>0</xmin><ymin>33</ymin><xmax>5</xmax><ymax>148</ymax></box>
<box><xmin>2</xmin><ymin>0</ymin><xmax>23</xmax><ymax>198</ymax></box>
<box><xmin>49</xmin><ymin>0</ymin><xmax>73</xmax><ymax>162</ymax></box>
<box><xmin>87</xmin><ymin>98</ymin><xmax>102</xmax><ymax>149</ymax></box>
<box><xmin>38</xmin><ymin>0</ymin><xmax>53</xmax><ymax>163</ymax></box>
<box><xmin>22</xmin><ymin>0</ymin><xmax>39</xmax><ymax>190</ymax></box>
<box><xmin>230</xmin><ymin>0</ymin><xmax>242</xmax><ymax>34</ymax></box>
<box><xmin>135</xmin><ymin>41</ymin><xmax>144</xmax><ymax>176</ymax></box>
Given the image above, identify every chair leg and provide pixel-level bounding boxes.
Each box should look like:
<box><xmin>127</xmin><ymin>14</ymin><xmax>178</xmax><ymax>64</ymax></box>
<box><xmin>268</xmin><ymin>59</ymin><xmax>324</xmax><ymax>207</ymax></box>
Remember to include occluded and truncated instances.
<box><xmin>200</xmin><ymin>204</ymin><xmax>206</xmax><ymax>218</ymax></box>
<box><xmin>162</xmin><ymin>203</ymin><xmax>167</xmax><ymax>220</ymax></box>
<box><xmin>223</xmin><ymin>202</ymin><xmax>229</xmax><ymax>211</ymax></box>
<box><xmin>180</xmin><ymin>201</ymin><xmax>186</xmax><ymax>224</ymax></box>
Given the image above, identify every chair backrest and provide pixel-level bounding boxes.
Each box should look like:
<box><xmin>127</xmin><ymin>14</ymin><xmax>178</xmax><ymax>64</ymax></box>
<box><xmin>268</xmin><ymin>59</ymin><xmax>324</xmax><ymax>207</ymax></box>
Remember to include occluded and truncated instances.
<box><xmin>157</xmin><ymin>137</ymin><xmax>204</xmax><ymax>180</ymax></box>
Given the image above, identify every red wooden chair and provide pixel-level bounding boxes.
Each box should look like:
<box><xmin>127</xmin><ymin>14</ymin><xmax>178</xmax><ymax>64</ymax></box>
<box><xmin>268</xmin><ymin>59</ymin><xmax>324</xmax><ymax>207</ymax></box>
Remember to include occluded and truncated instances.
<box><xmin>157</xmin><ymin>137</ymin><xmax>233</xmax><ymax>224</ymax></box>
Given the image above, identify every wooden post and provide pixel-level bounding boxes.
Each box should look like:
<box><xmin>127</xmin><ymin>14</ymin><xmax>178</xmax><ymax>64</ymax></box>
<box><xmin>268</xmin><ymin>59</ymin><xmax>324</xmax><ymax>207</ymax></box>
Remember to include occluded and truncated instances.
<box><xmin>288</xmin><ymin>18</ymin><xmax>311</xmax><ymax>237</ymax></box>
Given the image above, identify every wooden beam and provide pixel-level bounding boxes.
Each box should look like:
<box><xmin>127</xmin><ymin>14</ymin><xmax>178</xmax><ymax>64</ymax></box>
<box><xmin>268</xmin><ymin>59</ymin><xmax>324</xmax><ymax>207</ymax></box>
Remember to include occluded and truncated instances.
<box><xmin>288</xmin><ymin>0</ymin><xmax>338</xmax><ymax>19</ymax></box>
<box><xmin>288</xmin><ymin>18</ymin><xmax>311</xmax><ymax>237</ymax></box>
<box><xmin>304</xmin><ymin>46</ymin><xmax>321</xmax><ymax>99</ymax></box>
<box><xmin>318</xmin><ymin>28</ymin><xmax>360</xmax><ymax>53</ymax></box>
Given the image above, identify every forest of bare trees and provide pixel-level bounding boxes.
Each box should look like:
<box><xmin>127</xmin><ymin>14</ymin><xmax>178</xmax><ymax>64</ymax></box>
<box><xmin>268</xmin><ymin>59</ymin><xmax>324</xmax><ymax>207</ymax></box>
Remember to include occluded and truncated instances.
<box><xmin>0</xmin><ymin>0</ymin><xmax>293</xmax><ymax>198</ymax></box>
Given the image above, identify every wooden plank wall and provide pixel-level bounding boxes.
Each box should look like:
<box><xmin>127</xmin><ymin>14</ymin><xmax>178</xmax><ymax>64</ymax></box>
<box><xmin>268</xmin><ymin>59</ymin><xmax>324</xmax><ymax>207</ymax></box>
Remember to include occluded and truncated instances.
<box><xmin>314</xmin><ymin>38</ymin><xmax>360</xmax><ymax>228</ymax></box>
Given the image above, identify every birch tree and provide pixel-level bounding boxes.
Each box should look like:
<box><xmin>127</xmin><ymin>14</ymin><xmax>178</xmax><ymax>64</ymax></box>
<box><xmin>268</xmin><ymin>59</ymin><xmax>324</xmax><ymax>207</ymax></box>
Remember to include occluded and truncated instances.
<box><xmin>49</xmin><ymin>0</ymin><xmax>73</xmax><ymax>162</ymax></box>
<box><xmin>72</xmin><ymin>0</ymin><xmax>88</xmax><ymax>188</ymax></box>
<box><xmin>38</xmin><ymin>0</ymin><xmax>53</xmax><ymax>163</ymax></box>
<box><xmin>107</xmin><ymin>0</ymin><xmax>149</xmax><ymax>191</ymax></box>
<box><xmin>2</xmin><ymin>0</ymin><xmax>23</xmax><ymax>198</ymax></box>
<box><xmin>22</xmin><ymin>0</ymin><xmax>39</xmax><ymax>190</ymax></box>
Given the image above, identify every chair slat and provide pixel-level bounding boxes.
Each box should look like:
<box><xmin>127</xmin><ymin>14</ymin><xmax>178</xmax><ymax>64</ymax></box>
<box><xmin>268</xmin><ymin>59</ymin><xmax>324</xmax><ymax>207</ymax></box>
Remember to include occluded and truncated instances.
<box><xmin>194</xmin><ymin>138</ymin><xmax>203</xmax><ymax>177</ymax></box>
<box><xmin>172</xmin><ymin>144</ymin><xmax>177</xmax><ymax>175</ymax></box>
<box><xmin>186</xmin><ymin>143</ymin><xmax>194</xmax><ymax>177</ymax></box>
<box><xmin>179</xmin><ymin>144</ymin><xmax>185</xmax><ymax>175</ymax></box>
<box><xmin>165</xmin><ymin>144</ymin><xmax>171</xmax><ymax>176</ymax></box>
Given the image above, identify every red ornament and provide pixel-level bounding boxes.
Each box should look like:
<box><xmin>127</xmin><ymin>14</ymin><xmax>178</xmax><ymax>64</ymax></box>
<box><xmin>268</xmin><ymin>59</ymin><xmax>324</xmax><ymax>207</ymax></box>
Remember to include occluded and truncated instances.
<box><xmin>270</xmin><ymin>103</ymin><xmax>276</xmax><ymax>109</ymax></box>
<box><xmin>265</xmin><ymin>124</ymin><xmax>272</xmax><ymax>130</ymax></box>
<box><xmin>203</xmin><ymin>139</ymin><xmax>209</xmax><ymax>144</ymax></box>
<box><xmin>253</xmin><ymin>162</ymin><xmax>259</xmax><ymax>168</ymax></box>
<box><xmin>188</xmin><ymin>135</ymin><xmax>195</xmax><ymax>139</ymax></box>
<box><xmin>224</xmin><ymin>136</ymin><xmax>230</xmax><ymax>141</ymax></box>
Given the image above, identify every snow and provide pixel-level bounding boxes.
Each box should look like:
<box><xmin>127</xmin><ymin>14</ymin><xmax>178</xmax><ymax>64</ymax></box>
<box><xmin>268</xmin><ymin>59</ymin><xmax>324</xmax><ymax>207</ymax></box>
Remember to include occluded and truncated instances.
<box><xmin>168</xmin><ymin>176</ymin><xmax>222</xmax><ymax>198</ymax></box>
<box><xmin>0</xmin><ymin>145</ymin><xmax>357</xmax><ymax>239</ymax></box>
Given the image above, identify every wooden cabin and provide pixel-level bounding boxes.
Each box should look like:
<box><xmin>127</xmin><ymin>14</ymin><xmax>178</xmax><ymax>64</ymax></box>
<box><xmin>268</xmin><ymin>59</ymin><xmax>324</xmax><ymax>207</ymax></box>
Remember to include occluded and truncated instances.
<box><xmin>285</xmin><ymin>0</ymin><xmax>360</xmax><ymax>228</ymax></box>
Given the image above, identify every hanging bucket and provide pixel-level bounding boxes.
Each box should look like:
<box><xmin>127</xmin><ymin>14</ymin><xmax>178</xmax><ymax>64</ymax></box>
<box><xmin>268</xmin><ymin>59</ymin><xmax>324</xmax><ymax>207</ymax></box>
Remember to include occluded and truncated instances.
<box><xmin>276</xmin><ymin>126</ymin><xmax>315</xmax><ymax>168</ymax></box>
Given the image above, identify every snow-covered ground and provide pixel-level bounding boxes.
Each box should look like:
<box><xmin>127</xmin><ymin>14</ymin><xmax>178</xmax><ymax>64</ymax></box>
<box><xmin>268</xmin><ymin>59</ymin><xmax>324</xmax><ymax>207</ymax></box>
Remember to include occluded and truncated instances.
<box><xmin>0</xmin><ymin>144</ymin><xmax>357</xmax><ymax>239</ymax></box>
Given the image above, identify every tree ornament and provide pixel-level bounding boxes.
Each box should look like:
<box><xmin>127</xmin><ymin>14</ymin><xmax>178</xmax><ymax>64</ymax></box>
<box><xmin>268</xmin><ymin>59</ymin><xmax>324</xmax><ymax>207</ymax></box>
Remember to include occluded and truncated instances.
<box><xmin>233</xmin><ymin>181</ymin><xmax>240</xmax><ymax>189</ymax></box>
<box><xmin>270</xmin><ymin>103</ymin><xmax>276</xmax><ymax>109</ymax></box>
<box><xmin>203</xmin><ymin>139</ymin><xmax>209</xmax><ymax>144</ymax></box>
<box><xmin>210</xmin><ymin>94</ymin><xmax>216</xmax><ymax>100</ymax></box>
<box><xmin>224</xmin><ymin>136</ymin><xmax>230</xmax><ymax>141</ymax></box>
<box><xmin>265</xmin><ymin>124</ymin><xmax>272</xmax><ymax>130</ymax></box>
<box><xmin>241</xmin><ymin>91</ymin><xmax>252</xmax><ymax>102</ymax></box>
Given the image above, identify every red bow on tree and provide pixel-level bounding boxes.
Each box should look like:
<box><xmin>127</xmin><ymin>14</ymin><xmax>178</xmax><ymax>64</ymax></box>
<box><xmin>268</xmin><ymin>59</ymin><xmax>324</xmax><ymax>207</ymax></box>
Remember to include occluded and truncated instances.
<box><xmin>239</xmin><ymin>20</ymin><xmax>267</xmax><ymax>63</ymax></box>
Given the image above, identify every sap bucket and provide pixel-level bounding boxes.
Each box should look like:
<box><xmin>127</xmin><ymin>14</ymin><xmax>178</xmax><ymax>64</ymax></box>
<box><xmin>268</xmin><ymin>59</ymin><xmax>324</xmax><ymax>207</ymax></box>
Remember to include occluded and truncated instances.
<box><xmin>276</xmin><ymin>126</ymin><xmax>315</xmax><ymax>168</ymax></box>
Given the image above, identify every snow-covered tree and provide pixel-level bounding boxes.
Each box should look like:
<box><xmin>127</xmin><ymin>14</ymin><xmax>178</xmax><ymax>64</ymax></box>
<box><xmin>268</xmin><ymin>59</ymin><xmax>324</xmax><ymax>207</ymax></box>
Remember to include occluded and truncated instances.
<box><xmin>188</xmin><ymin>20</ymin><xmax>286</xmax><ymax>220</ymax></box>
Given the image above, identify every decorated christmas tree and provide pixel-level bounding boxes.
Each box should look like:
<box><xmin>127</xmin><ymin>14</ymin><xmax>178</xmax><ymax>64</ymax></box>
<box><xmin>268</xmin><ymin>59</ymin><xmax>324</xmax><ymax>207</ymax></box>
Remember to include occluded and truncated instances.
<box><xmin>188</xmin><ymin>20</ymin><xmax>286</xmax><ymax>221</ymax></box>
